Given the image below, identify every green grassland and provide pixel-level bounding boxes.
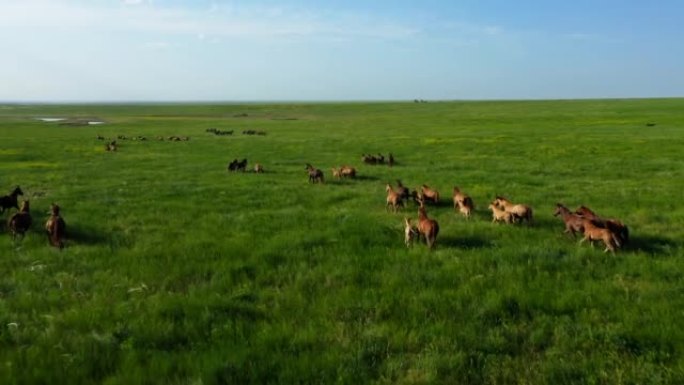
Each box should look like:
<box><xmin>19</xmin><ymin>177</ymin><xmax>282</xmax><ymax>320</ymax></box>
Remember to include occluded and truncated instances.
<box><xmin>0</xmin><ymin>99</ymin><xmax>683</xmax><ymax>384</ymax></box>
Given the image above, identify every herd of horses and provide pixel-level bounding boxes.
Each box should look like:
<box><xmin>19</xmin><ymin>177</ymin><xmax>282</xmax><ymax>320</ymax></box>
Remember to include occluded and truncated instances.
<box><xmin>1</xmin><ymin>186</ymin><xmax>66</xmax><ymax>249</ymax></box>
<box><xmin>4</xmin><ymin>147</ymin><xmax>629</xmax><ymax>254</ymax></box>
<box><xmin>224</xmin><ymin>155</ymin><xmax>629</xmax><ymax>253</ymax></box>
<box><xmin>383</xmin><ymin>180</ymin><xmax>629</xmax><ymax>252</ymax></box>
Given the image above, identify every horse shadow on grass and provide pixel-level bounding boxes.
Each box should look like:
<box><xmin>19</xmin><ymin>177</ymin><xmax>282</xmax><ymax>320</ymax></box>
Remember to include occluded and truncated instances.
<box><xmin>68</xmin><ymin>224</ymin><xmax>109</xmax><ymax>245</ymax></box>
<box><xmin>438</xmin><ymin>234</ymin><xmax>493</xmax><ymax>249</ymax></box>
<box><xmin>624</xmin><ymin>235</ymin><xmax>680</xmax><ymax>256</ymax></box>
<box><xmin>354</xmin><ymin>175</ymin><xmax>380</xmax><ymax>182</ymax></box>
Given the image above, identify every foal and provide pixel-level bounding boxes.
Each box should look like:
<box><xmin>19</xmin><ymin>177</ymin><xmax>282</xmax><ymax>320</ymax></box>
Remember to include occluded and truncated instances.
<box><xmin>0</xmin><ymin>186</ymin><xmax>23</xmax><ymax>214</ymax></box>
<box><xmin>452</xmin><ymin>186</ymin><xmax>474</xmax><ymax>219</ymax></box>
<box><xmin>579</xmin><ymin>218</ymin><xmax>621</xmax><ymax>253</ymax></box>
<box><xmin>488</xmin><ymin>202</ymin><xmax>515</xmax><ymax>224</ymax></box>
<box><xmin>575</xmin><ymin>205</ymin><xmax>629</xmax><ymax>245</ymax></box>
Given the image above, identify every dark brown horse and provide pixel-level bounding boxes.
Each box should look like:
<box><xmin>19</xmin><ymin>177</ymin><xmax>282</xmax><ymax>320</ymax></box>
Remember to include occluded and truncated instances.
<box><xmin>553</xmin><ymin>203</ymin><xmax>584</xmax><ymax>237</ymax></box>
<box><xmin>395</xmin><ymin>180</ymin><xmax>410</xmax><ymax>203</ymax></box>
<box><xmin>8</xmin><ymin>200</ymin><xmax>32</xmax><ymax>240</ymax></box>
<box><xmin>305</xmin><ymin>163</ymin><xmax>324</xmax><ymax>183</ymax></box>
<box><xmin>0</xmin><ymin>186</ymin><xmax>23</xmax><ymax>214</ymax></box>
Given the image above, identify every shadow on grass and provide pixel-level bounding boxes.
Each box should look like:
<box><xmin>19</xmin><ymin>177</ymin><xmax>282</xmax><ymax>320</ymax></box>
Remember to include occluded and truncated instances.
<box><xmin>68</xmin><ymin>224</ymin><xmax>109</xmax><ymax>245</ymax></box>
<box><xmin>354</xmin><ymin>175</ymin><xmax>380</xmax><ymax>182</ymax></box>
<box><xmin>625</xmin><ymin>235</ymin><xmax>680</xmax><ymax>256</ymax></box>
<box><xmin>439</xmin><ymin>234</ymin><xmax>493</xmax><ymax>249</ymax></box>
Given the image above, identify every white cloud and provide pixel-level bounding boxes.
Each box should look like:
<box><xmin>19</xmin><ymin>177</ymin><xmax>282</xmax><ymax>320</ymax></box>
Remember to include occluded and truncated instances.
<box><xmin>0</xmin><ymin>1</ymin><xmax>419</xmax><ymax>41</ymax></box>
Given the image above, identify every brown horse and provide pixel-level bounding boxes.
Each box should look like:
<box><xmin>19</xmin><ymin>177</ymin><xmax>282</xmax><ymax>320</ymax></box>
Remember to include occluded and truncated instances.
<box><xmin>305</xmin><ymin>163</ymin><xmax>324</xmax><ymax>183</ymax></box>
<box><xmin>8</xmin><ymin>200</ymin><xmax>32</xmax><ymax>240</ymax></box>
<box><xmin>0</xmin><ymin>186</ymin><xmax>23</xmax><ymax>214</ymax></box>
<box><xmin>254</xmin><ymin>163</ymin><xmax>264</xmax><ymax>173</ymax></box>
<box><xmin>575</xmin><ymin>205</ymin><xmax>629</xmax><ymax>245</ymax></box>
<box><xmin>420</xmin><ymin>185</ymin><xmax>440</xmax><ymax>205</ymax></box>
<box><xmin>386</xmin><ymin>184</ymin><xmax>404</xmax><ymax>213</ymax></box>
<box><xmin>340</xmin><ymin>165</ymin><xmax>356</xmax><ymax>178</ymax></box>
<box><xmin>579</xmin><ymin>217</ymin><xmax>621</xmax><ymax>253</ymax></box>
<box><xmin>362</xmin><ymin>154</ymin><xmax>377</xmax><ymax>164</ymax></box>
<box><xmin>452</xmin><ymin>186</ymin><xmax>474</xmax><ymax>219</ymax></box>
<box><xmin>495</xmin><ymin>196</ymin><xmax>533</xmax><ymax>224</ymax></box>
<box><xmin>553</xmin><ymin>203</ymin><xmax>584</xmax><ymax>237</ymax></box>
<box><xmin>45</xmin><ymin>203</ymin><xmax>66</xmax><ymax>249</ymax></box>
<box><xmin>417</xmin><ymin>205</ymin><xmax>439</xmax><ymax>249</ymax></box>
<box><xmin>395</xmin><ymin>180</ymin><xmax>410</xmax><ymax>203</ymax></box>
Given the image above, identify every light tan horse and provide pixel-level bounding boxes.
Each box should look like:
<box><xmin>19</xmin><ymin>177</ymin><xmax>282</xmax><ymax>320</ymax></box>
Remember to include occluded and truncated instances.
<box><xmin>340</xmin><ymin>165</ymin><xmax>356</xmax><ymax>178</ymax></box>
<box><xmin>488</xmin><ymin>202</ymin><xmax>515</xmax><ymax>224</ymax></box>
<box><xmin>494</xmin><ymin>196</ymin><xmax>533</xmax><ymax>224</ymax></box>
<box><xmin>403</xmin><ymin>217</ymin><xmax>418</xmax><ymax>248</ymax></box>
<box><xmin>386</xmin><ymin>184</ymin><xmax>404</xmax><ymax>213</ymax></box>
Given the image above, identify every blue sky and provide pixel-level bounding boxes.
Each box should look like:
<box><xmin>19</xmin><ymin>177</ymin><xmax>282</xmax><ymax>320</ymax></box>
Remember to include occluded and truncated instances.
<box><xmin>1</xmin><ymin>0</ymin><xmax>682</xmax><ymax>101</ymax></box>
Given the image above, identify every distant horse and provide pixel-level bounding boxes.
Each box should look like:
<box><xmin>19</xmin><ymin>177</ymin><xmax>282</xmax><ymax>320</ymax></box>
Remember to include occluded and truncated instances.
<box><xmin>362</xmin><ymin>154</ymin><xmax>377</xmax><ymax>164</ymax></box>
<box><xmin>254</xmin><ymin>163</ymin><xmax>264</xmax><ymax>173</ymax></box>
<box><xmin>45</xmin><ymin>203</ymin><xmax>66</xmax><ymax>249</ymax></box>
<box><xmin>0</xmin><ymin>186</ymin><xmax>23</xmax><ymax>214</ymax></box>
<box><xmin>8</xmin><ymin>200</ymin><xmax>32</xmax><ymax>240</ymax></box>
<box><xmin>227</xmin><ymin>159</ymin><xmax>238</xmax><ymax>171</ymax></box>
<box><xmin>305</xmin><ymin>163</ymin><xmax>324</xmax><ymax>183</ymax></box>
<box><xmin>340</xmin><ymin>165</ymin><xmax>356</xmax><ymax>178</ymax></box>
<box><xmin>420</xmin><ymin>185</ymin><xmax>440</xmax><ymax>205</ymax></box>
<box><xmin>553</xmin><ymin>203</ymin><xmax>584</xmax><ymax>237</ymax></box>
<box><xmin>395</xmin><ymin>180</ymin><xmax>410</xmax><ymax>203</ymax></box>
<box><xmin>237</xmin><ymin>158</ymin><xmax>247</xmax><ymax>171</ymax></box>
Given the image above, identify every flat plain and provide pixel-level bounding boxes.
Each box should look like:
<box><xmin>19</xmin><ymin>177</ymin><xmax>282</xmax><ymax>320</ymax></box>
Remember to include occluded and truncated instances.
<box><xmin>1</xmin><ymin>99</ymin><xmax>683</xmax><ymax>384</ymax></box>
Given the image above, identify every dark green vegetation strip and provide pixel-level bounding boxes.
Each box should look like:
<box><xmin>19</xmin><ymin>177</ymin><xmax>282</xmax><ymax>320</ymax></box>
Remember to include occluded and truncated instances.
<box><xmin>0</xmin><ymin>99</ymin><xmax>683</xmax><ymax>384</ymax></box>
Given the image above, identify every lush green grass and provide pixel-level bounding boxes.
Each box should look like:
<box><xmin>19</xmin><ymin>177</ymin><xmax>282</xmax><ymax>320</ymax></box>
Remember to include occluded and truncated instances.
<box><xmin>0</xmin><ymin>99</ymin><xmax>683</xmax><ymax>384</ymax></box>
